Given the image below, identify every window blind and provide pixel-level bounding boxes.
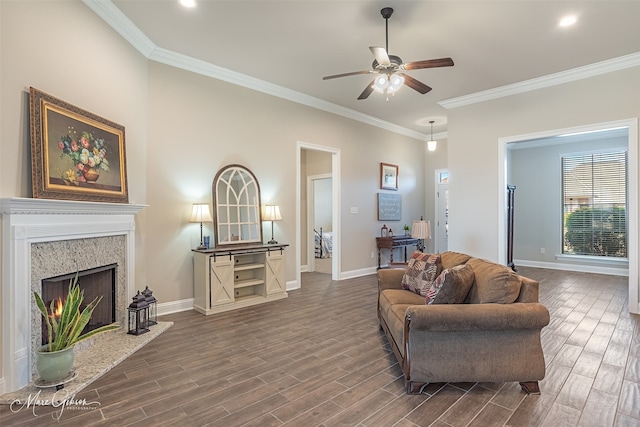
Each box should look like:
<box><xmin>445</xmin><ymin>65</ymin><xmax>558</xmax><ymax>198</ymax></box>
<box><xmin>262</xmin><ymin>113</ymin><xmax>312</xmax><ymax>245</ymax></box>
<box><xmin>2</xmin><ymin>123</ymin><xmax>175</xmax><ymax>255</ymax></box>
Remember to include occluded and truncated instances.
<box><xmin>562</xmin><ymin>151</ymin><xmax>627</xmax><ymax>257</ymax></box>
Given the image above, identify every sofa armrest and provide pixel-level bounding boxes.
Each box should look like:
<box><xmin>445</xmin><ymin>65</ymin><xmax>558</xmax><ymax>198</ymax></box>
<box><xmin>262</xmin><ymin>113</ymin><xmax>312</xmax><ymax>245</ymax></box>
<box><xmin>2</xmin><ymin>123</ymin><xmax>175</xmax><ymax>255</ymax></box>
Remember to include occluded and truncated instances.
<box><xmin>405</xmin><ymin>303</ymin><xmax>550</xmax><ymax>331</ymax></box>
<box><xmin>517</xmin><ymin>277</ymin><xmax>539</xmax><ymax>303</ymax></box>
<box><xmin>378</xmin><ymin>269</ymin><xmax>406</xmax><ymax>292</ymax></box>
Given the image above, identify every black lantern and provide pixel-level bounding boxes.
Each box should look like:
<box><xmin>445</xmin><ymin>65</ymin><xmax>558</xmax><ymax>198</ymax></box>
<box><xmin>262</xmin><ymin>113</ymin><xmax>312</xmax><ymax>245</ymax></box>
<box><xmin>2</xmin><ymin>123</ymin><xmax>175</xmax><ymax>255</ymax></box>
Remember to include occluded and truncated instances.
<box><xmin>142</xmin><ymin>286</ymin><xmax>157</xmax><ymax>326</ymax></box>
<box><xmin>127</xmin><ymin>291</ymin><xmax>150</xmax><ymax>335</ymax></box>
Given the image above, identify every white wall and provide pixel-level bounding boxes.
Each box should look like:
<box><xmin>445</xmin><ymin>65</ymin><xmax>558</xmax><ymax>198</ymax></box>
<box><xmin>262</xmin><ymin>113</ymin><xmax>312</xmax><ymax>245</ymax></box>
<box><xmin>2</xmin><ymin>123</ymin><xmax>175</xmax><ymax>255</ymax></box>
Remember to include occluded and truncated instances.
<box><xmin>447</xmin><ymin>67</ymin><xmax>640</xmax><ymax>261</ymax></box>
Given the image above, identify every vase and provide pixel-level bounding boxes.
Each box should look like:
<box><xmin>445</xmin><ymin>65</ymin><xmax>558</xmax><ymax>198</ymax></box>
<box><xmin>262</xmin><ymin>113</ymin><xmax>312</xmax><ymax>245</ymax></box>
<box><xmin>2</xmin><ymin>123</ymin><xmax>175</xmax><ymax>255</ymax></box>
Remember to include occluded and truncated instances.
<box><xmin>83</xmin><ymin>168</ymin><xmax>100</xmax><ymax>182</ymax></box>
<box><xmin>35</xmin><ymin>345</ymin><xmax>75</xmax><ymax>383</ymax></box>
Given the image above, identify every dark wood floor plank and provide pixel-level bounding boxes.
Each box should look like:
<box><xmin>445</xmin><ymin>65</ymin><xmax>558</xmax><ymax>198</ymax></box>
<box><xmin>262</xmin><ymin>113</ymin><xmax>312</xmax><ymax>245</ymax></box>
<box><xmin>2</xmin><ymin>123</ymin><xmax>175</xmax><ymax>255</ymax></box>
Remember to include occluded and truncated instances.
<box><xmin>1</xmin><ymin>268</ymin><xmax>639</xmax><ymax>426</ymax></box>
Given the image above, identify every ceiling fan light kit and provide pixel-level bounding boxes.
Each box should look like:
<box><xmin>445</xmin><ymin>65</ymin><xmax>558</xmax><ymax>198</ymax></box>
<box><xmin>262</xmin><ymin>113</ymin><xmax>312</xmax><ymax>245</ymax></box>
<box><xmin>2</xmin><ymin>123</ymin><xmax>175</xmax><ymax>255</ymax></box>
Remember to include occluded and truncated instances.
<box><xmin>323</xmin><ymin>7</ymin><xmax>454</xmax><ymax>100</ymax></box>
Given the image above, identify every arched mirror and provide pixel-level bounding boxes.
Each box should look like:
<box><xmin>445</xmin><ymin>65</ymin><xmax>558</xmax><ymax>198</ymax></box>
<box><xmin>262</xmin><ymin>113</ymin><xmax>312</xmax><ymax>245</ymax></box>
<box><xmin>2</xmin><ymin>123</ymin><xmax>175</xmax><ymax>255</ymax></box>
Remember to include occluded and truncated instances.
<box><xmin>212</xmin><ymin>164</ymin><xmax>262</xmax><ymax>246</ymax></box>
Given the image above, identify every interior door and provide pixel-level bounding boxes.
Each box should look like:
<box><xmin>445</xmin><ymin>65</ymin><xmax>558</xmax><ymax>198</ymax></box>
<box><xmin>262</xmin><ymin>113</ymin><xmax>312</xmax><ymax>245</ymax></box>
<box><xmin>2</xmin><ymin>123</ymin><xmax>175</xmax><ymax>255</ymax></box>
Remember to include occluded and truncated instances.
<box><xmin>435</xmin><ymin>170</ymin><xmax>449</xmax><ymax>253</ymax></box>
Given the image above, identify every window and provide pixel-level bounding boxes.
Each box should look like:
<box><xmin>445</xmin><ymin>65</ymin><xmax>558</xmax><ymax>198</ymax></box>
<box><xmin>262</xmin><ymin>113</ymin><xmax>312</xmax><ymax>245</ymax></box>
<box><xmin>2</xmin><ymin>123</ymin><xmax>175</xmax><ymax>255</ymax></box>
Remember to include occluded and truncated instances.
<box><xmin>562</xmin><ymin>150</ymin><xmax>627</xmax><ymax>258</ymax></box>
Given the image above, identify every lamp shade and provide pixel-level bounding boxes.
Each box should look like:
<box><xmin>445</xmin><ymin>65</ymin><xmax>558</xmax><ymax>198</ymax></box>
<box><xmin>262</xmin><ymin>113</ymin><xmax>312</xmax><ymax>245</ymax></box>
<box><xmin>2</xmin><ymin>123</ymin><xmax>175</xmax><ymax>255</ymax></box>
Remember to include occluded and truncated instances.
<box><xmin>388</xmin><ymin>74</ymin><xmax>404</xmax><ymax>93</ymax></box>
<box><xmin>262</xmin><ymin>205</ymin><xmax>282</xmax><ymax>221</ymax></box>
<box><xmin>411</xmin><ymin>220</ymin><xmax>431</xmax><ymax>240</ymax></box>
<box><xmin>372</xmin><ymin>75</ymin><xmax>389</xmax><ymax>92</ymax></box>
<box><xmin>427</xmin><ymin>120</ymin><xmax>437</xmax><ymax>152</ymax></box>
<box><xmin>190</xmin><ymin>203</ymin><xmax>212</xmax><ymax>223</ymax></box>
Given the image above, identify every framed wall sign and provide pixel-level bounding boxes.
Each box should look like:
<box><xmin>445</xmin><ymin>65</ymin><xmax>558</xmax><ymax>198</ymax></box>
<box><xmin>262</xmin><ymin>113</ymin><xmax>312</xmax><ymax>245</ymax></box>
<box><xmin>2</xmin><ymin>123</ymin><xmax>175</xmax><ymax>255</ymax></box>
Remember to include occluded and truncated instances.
<box><xmin>380</xmin><ymin>162</ymin><xmax>398</xmax><ymax>190</ymax></box>
<box><xmin>378</xmin><ymin>193</ymin><xmax>402</xmax><ymax>221</ymax></box>
<box><xmin>29</xmin><ymin>87</ymin><xmax>129</xmax><ymax>203</ymax></box>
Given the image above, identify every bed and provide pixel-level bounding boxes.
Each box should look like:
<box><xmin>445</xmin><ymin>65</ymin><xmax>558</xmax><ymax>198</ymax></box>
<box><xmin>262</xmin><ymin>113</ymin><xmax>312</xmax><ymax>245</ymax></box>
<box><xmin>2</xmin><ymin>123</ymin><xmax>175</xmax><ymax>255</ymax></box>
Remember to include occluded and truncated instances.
<box><xmin>314</xmin><ymin>228</ymin><xmax>332</xmax><ymax>258</ymax></box>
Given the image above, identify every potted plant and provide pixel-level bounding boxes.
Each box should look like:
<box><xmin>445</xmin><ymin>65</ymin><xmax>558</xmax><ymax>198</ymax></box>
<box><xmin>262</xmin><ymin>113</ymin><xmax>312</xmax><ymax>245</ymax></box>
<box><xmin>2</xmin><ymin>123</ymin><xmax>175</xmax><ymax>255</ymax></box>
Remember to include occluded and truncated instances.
<box><xmin>33</xmin><ymin>273</ymin><xmax>120</xmax><ymax>383</ymax></box>
<box><xmin>403</xmin><ymin>224</ymin><xmax>411</xmax><ymax>236</ymax></box>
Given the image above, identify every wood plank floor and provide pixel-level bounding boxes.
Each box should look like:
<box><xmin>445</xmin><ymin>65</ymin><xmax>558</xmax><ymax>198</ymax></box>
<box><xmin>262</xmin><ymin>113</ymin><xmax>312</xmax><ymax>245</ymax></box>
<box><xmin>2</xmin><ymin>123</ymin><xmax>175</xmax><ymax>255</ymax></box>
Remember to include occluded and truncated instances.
<box><xmin>1</xmin><ymin>267</ymin><xmax>639</xmax><ymax>426</ymax></box>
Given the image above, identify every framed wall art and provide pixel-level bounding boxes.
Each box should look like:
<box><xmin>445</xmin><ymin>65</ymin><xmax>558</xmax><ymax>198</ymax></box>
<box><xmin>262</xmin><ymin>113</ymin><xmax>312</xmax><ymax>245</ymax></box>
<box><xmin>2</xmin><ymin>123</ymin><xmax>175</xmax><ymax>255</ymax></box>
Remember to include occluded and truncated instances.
<box><xmin>377</xmin><ymin>193</ymin><xmax>402</xmax><ymax>221</ymax></box>
<box><xmin>380</xmin><ymin>162</ymin><xmax>398</xmax><ymax>190</ymax></box>
<box><xmin>29</xmin><ymin>87</ymin><xmax>129</xmax><ymax>203</ymax></box>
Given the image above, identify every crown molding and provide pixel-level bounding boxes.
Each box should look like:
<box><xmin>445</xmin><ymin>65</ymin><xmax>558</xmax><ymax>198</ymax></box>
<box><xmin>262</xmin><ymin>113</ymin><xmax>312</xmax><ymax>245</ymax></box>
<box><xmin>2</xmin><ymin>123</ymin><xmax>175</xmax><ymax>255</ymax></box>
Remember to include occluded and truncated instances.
<box><xmin>149</xmin><ymin>48</ymin><xmax>428</xmax><ymax>140</ymax></box>
<box><xmin>440</xmin><ymin>52</ymin><xmax>640</xmax><ymax>110</ymax></box>
<box><xmin>82</xmin><ymin>0</ymin><xmax>155</xmax><ymax>57</ymax></box>
<box><xmin>83</xmin><ymin>0</ymin><xmax>427</xmax><ymax>141</ymax></box>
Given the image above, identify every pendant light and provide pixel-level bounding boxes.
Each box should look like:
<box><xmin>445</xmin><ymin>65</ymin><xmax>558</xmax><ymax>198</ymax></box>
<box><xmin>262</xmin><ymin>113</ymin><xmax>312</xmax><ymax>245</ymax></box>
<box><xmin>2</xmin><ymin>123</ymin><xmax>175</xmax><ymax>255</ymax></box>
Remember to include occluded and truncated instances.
<box><xmin>427</xmin><ymin>120</ymin><xmax>437</xmax><ymax>152</ymax></box>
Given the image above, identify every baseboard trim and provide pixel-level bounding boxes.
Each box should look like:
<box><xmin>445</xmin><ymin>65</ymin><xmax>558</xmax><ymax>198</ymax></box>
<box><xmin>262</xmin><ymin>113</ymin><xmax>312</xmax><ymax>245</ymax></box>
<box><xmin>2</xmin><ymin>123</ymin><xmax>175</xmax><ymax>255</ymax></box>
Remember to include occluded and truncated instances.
<box><xmin>514</xmin><ymin>259</ymin><xmax>629</xmax><ymax>276</ymax></box>
<box><xmin>287</xmin><ymin>279</ymin><xmax>300</xmax><ymax>291</ymax></box>
<box><xmin>339</xmin><ymin>266</ymin><xmax>378</xmax><ymax>280</ymax></box>
<box><xmin>158</xmin><ymin>298</ymin><xmax>194</xmax><ymax>316</ymax></box>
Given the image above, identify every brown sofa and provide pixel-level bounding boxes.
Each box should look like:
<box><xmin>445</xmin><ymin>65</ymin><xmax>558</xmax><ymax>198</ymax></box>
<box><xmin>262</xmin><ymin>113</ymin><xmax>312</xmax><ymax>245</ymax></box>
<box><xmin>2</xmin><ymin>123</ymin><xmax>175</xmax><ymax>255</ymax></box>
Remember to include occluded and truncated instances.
<box><xmin>378</xmin><ymin>251</ymin><xmax>550</xmax><ymax>394</ymax></box>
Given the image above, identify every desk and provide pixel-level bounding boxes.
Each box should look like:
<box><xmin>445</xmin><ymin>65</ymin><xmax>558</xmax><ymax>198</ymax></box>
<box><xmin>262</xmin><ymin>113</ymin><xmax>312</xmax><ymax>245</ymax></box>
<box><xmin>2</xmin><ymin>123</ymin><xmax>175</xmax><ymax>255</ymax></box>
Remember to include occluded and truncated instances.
<box><xmin>376</xmin><ymin>236</ymin><xmax>420</xmax><ymax>269</ymax></box>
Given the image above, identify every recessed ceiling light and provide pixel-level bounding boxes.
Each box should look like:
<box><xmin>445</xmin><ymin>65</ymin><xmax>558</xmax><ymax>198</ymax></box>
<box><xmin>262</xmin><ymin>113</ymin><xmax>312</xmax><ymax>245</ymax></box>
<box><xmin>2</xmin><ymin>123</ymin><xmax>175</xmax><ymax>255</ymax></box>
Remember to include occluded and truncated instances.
<box><xmin>180</xmin><ymin>0</ymin><xmax>197</xmax><ymax>8</ymax></box>
<box><xmin>559</xmin><ymin>15</ymin><xmax>577</xmax><ymax>27</ymax></box>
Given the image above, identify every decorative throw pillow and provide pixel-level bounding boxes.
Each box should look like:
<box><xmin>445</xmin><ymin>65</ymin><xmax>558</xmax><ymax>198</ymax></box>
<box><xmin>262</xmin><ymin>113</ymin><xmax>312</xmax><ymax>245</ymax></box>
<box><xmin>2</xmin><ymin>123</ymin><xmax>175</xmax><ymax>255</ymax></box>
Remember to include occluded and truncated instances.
<box><xmin>425</xmin><ymin>263</ymin><xmax>475</xmax><ymax>305</ymax></box>
<box><xmin>401</xmin><ymin>252</ymin><xmax>442</xmax><ymax>296</ymax></box>
<box><xmin>466</xmin><ymin>258</ymin><xmax>522</xmax><ymax>304</ymax></box>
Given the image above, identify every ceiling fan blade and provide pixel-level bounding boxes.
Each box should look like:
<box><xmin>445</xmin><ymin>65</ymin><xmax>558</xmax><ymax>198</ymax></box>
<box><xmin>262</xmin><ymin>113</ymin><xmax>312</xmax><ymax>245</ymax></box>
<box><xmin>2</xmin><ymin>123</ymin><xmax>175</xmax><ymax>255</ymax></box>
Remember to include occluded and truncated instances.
<box><xmin>323</xmin><ymin>70</ymin><xmax>372</xmax><ymax>80</ymax></box>
<box><xmin>403</xmin><ymin>57</ymin><xmax>454</xmax><ymax>70</ymax></box>
<box><xmin>357</xmin><ymin>80</ymin><xmax>375</xmax><ymax>100</ymax></box>
<box><xmin>401</xmin><ymin>74</ymin><xmax>432</xmax><ymax>94</ymax></box>
<box><xmin>369</xmin><ymin>46</ymin><xmax>391</xmax><ymax>66</ymax></box>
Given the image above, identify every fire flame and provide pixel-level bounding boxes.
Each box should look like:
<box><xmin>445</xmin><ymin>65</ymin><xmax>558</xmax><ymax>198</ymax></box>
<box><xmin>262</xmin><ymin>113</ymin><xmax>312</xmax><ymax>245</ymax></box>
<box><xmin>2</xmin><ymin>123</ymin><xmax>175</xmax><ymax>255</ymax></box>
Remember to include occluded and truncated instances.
<box><xmin>50</xmin><ymin>297</ymin><xmax>63</xmax><ymax>318</ymax></box>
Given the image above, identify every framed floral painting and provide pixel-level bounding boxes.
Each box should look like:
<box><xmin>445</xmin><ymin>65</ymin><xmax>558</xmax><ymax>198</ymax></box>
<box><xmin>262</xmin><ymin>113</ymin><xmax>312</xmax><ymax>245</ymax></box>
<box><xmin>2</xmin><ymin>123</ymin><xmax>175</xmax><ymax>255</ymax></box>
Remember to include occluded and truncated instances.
<box><xmin>29</xmin><ymin>87</ymin><xmax>128</xmax><ymax>203</ymax></box>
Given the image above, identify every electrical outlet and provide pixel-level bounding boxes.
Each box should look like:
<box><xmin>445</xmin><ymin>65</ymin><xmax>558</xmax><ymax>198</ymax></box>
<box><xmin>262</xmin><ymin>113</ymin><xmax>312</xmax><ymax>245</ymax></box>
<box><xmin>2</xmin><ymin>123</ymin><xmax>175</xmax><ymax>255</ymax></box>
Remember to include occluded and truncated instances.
<box><xmin>371</xmin><ymin>251</ymin><xmax>375</xmax><ymax>258</ymax></box>
<box><xmin>540</xmin><ymin>248</ymin><xmax>545</xmax><ymax>254</ymax></box>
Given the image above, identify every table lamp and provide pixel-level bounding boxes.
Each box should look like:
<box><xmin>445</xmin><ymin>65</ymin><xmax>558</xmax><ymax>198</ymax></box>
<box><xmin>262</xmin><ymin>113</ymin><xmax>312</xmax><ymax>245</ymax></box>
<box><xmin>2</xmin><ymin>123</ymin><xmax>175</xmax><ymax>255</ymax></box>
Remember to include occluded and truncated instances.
<box><xmin>411</xmin><ymin>219</ymin><xmax>431</xmax><ymax>252</ymax></box>
<box><xmin>263</xmin><ymin>205</ymin><xmax>282</xmax><ymax>244</ymax></box>
<box><xmin>190</xmin><ymin>203</ymin><xmax>213</xmax><ymax>249</ymax></box>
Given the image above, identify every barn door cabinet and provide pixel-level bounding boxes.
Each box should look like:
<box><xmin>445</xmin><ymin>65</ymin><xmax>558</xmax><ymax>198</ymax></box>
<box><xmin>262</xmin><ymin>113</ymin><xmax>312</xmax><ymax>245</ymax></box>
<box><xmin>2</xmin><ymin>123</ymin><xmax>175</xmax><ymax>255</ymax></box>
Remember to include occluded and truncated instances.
<box><xmin>193</xmin><ymin>244</ymin><xmax>288</xmax><ymax>315</ymax></box>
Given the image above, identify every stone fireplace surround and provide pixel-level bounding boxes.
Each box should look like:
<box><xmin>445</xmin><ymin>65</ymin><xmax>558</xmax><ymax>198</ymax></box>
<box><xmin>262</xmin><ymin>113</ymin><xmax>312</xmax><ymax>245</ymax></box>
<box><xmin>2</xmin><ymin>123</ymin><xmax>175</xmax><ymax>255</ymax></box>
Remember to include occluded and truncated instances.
<box><xmin>0</xmin><ymin>197</ymin><xmax>145</xmax><ymax>394</ymax></box>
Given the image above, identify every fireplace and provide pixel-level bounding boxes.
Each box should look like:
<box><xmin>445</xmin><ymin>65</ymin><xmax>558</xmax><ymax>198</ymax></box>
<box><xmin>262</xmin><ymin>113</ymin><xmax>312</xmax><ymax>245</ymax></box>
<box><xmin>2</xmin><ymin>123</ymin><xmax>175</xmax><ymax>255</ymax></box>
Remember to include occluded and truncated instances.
<box><xmin>0</xmin><ymin>197</ymin><xmax>145</xmax><ymax>394</ymax></box>
<box><xmin>40</xmin><ymin>264</ymin><xmax>117</xmax><ymax>346</ymax></box>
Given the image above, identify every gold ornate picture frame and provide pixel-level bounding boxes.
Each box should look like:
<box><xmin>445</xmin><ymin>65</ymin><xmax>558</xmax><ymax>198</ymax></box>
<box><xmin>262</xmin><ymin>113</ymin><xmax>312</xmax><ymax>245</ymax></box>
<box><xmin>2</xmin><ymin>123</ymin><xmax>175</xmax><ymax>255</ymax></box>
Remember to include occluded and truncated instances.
<box><xmin>29</xmin><ymin>87</ymin><xmax>129</xmax><ymax>203</ymax></box>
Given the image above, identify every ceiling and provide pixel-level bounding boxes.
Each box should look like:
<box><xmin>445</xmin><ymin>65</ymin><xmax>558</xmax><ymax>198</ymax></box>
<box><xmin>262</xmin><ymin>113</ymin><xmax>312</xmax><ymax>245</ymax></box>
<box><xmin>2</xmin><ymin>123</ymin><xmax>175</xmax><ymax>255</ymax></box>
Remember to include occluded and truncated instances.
<box><xmin>99</xmin><ymin>0</ymin><xmax>640</xmax><ymax>139</ymax></box>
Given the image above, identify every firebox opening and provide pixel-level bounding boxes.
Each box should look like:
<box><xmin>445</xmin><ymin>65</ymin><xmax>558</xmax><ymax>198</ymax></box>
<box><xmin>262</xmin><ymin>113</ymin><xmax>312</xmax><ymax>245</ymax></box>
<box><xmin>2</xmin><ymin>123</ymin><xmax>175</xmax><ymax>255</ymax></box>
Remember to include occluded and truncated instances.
<box><xmin>40</xmin><ymin>263</ymin><xmax>117</xmax><ymax>345</ymax></box>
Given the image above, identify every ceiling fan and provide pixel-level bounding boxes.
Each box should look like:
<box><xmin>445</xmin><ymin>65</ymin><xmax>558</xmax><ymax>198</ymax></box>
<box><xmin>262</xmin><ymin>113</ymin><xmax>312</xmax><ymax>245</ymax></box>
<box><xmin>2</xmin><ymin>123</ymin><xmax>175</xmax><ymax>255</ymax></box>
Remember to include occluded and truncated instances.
<box><xmin>323</xmin><ymin>7</ymin><xmax>454</xmax><ymax>100</ymax></box>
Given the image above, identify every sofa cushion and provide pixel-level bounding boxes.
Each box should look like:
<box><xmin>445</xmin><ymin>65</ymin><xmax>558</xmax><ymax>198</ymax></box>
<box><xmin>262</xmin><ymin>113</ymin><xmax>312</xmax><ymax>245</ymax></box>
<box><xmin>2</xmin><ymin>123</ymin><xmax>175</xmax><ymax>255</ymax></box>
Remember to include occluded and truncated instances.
<box><xmin>401</xmin><ymin>252</ymin><xmax>442</xmax><ymax>296</ymax></box>
<box><xmin>440</xmin><ymin>251</ymin><xmax>472</xmax><ymax>270</ymax></box>
<box><xmin>467</xmin><ymin>258</ymin><xmax>522</xmax><ymax>304</ymax></box>
<box><xmin>425</xmin><ymin>263</ymin><xmax>475</xmax><ymax>305</ymax></box>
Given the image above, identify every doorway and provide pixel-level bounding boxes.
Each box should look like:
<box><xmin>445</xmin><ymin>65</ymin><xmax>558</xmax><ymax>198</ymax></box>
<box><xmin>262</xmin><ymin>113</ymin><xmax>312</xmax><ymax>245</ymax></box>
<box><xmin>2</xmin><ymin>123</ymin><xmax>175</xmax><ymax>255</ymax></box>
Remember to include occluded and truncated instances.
<box><xmin>498</xmin><ymin>118</ymin><xmax>638</xmax><ymax>314</ymax></box>
<box><xmin>307</xmin><ymin>174</ymin><xmax>332</xmax><ymax>274</ymax></box>
<box><xmin>435</xmin><ymin>169</ymin><xmax>449</xmax><ymax>253</ymax></box>
<box><xmin>296</xmin><ymin>141</ymin><xmax>341</xmax><ymax>287</ymax></box>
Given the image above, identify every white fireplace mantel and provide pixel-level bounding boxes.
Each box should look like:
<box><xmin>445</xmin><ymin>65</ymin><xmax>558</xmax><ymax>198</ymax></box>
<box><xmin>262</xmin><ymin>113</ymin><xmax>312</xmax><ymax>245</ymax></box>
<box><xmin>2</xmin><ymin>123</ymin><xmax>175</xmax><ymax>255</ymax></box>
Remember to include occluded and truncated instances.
<box><xmin>0</xmin><ymin>197</ymin><xmax>146</xmax><ymax>393</ymax></box>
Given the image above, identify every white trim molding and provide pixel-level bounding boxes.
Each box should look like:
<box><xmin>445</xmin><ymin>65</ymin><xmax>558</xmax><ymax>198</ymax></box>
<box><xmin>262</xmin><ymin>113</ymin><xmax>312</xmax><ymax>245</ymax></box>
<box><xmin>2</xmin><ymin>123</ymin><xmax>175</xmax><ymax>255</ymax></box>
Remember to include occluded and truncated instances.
<box><xmin>515</xmin><ymin>259</ymin><xmax>628</xmax><ymax>277</ymax></box>
<box><xmin>440</xmin><ymin>53</ymin><xmax>640</xmax><ymax>109</ymax></box>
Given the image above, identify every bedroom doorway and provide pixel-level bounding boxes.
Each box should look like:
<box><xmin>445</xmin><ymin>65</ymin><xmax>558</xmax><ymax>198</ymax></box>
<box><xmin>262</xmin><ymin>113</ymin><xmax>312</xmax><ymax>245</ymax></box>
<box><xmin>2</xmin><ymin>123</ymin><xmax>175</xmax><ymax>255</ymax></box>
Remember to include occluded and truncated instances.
<box><xmin>296</xmin><ymin>141</ymin><xmax>341</xmax><ymax>288</ymax></box>
<box><xmin>308</xmin><ymin>174</ymin><xmax>332</xmax><ymax>274</ymax></box>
